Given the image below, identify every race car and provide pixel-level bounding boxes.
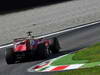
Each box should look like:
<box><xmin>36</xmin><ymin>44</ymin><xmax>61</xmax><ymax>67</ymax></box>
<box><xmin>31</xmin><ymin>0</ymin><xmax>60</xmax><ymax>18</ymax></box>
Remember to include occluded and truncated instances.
<box><xmin>5</xmin><ymin>32</ymin><xmax>61</xmax><ymax>64</ymax></box>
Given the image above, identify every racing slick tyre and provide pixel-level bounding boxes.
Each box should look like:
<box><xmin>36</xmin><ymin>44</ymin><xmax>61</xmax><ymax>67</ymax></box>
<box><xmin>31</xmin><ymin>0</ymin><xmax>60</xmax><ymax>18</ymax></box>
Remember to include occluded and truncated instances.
<box><xmin>5</xmin><ymin>47</ymin><xmax>16</xmax><ymax>64</ymax></box>
<box><xmin>50</xmin><ymin>37</ymin><xmax>60</xmax><ymax>54</ymax></box>
<box><xmin>35</xmin><ymin>43</ymin><xmax>50</xmax><ymax>59</ymax></box>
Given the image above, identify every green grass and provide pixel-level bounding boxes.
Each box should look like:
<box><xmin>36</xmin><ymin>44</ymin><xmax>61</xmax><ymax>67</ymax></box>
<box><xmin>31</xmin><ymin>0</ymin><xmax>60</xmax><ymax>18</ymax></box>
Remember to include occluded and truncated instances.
<box><xmin>73</xmin><ymin>42</ymin><xmax>100</xmax><ymax>62</ymax></box>
<box><xmin>51</xmin><ymin>54</ymin><xmax>87</xmax><ymax>66</ymax></box>
<box><xmin>56</xmin><ymin>66</ymin><xmax>100</xmax><ymax>75</ymax></box>
<box><xmin>55</xmin><ymin>42</ymin><xmax>100</xmax><ymax>75</ymax></box>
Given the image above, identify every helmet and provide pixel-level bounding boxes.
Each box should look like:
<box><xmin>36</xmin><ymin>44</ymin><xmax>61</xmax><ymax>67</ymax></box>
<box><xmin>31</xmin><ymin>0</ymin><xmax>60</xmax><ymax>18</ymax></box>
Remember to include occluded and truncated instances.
<box><xmin>26</xmin><ymin>31</ymin><xmax>34</xmax><ymax>39</ymax></box>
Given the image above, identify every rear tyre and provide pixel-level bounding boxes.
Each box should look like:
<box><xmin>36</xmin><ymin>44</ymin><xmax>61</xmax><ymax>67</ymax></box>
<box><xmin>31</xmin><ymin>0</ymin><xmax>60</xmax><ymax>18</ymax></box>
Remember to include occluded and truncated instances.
<box><xmin>5</xmin><ymin>47</ymin><xmax>16</xmax><ymax>64</ymax></box>
<box><xmin>35</xmin><ymin>43</ymin><xmax>50</xmax><ymax>59</ymax></box>
<box><xmin>50</xmin><ymin>37</ymin><xmax>61</xmax><ymax>54</ymax></box>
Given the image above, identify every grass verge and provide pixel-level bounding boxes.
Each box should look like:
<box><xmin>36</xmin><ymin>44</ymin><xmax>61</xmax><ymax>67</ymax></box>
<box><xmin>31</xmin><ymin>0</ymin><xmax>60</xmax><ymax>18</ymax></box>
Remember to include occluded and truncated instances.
<box><xmin>55</xmin><ymin>42</ymin><xmax>100</xmax><ymax>75</ymax></box>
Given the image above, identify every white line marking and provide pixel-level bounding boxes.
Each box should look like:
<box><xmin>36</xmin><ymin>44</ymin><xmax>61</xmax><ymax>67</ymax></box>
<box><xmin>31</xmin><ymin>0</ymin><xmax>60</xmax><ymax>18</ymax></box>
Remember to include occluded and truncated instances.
<box><xmin>65</xmin><ymin>64</ymin><xmax>84</xmax><ymax>70</ymax></box>
<box><xmin>42</xmin><ymin>64</ymin><xmax>84</xmax><ymax>72</ymax></box>
<box><xmin>0</xmin><ymin>44</ymin><xmax>13</xmax><ymax>49</ymax></box>
<box><xmin>0</xmin><ymin>21</ymin><xmax>99</xmax><ymax>49</ymax></box>
<box><xmin>42</xmin><ymin>66</ymin><xmax>56</xmax><ymax>72</ymax></box>
<box><xmin>36</xmin><ymin>21</ymin><xmax>99</xmax><ymax>39</ymax></box>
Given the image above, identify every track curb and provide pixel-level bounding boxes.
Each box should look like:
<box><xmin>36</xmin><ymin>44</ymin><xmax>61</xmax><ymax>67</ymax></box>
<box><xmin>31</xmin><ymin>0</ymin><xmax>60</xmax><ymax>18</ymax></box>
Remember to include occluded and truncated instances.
<box><xmin>28</xmin><ymin>53</ymin><xmax>100</xmax><ymax>72</ymax></box>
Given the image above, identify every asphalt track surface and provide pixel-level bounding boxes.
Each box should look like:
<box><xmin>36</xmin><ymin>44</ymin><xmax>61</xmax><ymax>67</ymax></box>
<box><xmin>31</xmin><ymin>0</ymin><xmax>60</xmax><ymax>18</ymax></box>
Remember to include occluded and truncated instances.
<box><xmin>1</xmin><ymin>0</ymin><xmax>100</xmax><ymax>45</ymax></box>
<box><xmin>0</xmin><ymin>0</ymin><xmax>100</xmax><ymax>74</ymax></box>
<box><xmin>0</xmin><ymin>24</ymin><xmax>100</xmax><ymax>75</ymax></box>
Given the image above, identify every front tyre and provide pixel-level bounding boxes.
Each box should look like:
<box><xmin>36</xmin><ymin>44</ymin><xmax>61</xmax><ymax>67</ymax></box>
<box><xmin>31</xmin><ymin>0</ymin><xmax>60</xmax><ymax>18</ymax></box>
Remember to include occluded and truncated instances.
<box><xmin>5</xmin><ymin>47</ymin><xmax>16</xmax><ymax>64</ymax></box>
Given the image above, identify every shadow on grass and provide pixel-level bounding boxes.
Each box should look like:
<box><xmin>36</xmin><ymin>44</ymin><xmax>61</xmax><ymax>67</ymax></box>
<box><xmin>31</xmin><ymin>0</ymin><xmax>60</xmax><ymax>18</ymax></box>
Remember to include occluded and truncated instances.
<box><xmin>0</xmin><ymin>0</ymin><xmax>74</xmax><ymax>15</ymax></box>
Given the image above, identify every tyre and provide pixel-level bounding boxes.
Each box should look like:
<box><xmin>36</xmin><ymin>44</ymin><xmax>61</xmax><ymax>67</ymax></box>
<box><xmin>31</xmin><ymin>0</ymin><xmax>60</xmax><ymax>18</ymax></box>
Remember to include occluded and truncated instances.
<box><xmin>5</xmin><ymin>47</ymin><xmax>16</xmax><ymax>64</ymax></box>
<box><xmin>35</xmin><ymin>43</ymin><xmax>50</xmax><ymax>59</ymax></box>
<box><xmin>49</xmin><ymin>37</ymin><xmax>61</xmax><ymax>54</ymax></box>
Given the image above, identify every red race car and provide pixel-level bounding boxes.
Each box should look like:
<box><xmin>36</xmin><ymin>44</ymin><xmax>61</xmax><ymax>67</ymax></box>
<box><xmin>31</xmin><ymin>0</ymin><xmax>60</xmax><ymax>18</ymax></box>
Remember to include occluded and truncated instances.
<box><xmin>5</xmin><ymin>32</ymin><xmax>61</xmax><ymax>64</ymax></box>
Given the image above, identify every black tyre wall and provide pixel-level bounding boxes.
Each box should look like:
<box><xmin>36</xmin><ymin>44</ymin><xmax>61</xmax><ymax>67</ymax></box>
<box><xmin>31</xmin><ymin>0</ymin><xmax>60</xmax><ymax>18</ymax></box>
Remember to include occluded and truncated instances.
<box><xmin>50</xmin><ymin>37</ymin><xmax>60</xmax><ymax>54</ymax></box>
<box><xmin>5</xmin><ymin>47</ymin><xmax>16</xmax><ymax>64</ymax></box>
<box><xmin>35</xmin><ymin>43</ymin><xmax>50</xmax><ymax>59</ymax></box>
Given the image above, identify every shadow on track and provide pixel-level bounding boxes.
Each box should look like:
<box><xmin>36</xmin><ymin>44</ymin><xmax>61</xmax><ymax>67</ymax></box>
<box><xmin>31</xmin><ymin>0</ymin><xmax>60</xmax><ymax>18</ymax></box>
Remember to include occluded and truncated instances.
<box><xmin>16</xmin><ymin>46</ymin><xmax>85</xmax><ymax>64</ymax></box>
<box><xmin>0</xmin><ymin>0</ymin><xmax>74</xmax><ymax>15</ymax></box>
<box><xmin>47</xmin><ymin>46</ymin><xmax>86</xmax><ymax>60</ymax></box>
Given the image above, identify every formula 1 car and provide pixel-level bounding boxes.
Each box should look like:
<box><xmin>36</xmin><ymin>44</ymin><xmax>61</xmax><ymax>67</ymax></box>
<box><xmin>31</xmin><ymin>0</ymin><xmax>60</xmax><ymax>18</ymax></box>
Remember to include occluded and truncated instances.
<box><xmin>5</xmin><ymin>32</ymin><xmax>61</xmax><ymax>64</ymax></box>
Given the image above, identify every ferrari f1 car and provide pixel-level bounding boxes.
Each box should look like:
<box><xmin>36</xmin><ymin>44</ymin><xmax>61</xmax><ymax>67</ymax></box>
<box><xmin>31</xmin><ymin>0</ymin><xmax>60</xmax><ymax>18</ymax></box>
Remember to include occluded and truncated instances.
<box><xmin>5</xmin><ymin>32</ymin><xmax>61</xmax><ymax>64</ymax></box>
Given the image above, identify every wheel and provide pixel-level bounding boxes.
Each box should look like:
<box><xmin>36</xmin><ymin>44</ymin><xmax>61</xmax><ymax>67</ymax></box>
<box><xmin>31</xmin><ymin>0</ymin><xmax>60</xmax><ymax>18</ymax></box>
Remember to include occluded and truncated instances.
<box><xmin>5</xmin><ymin>47</ymin><xmax>16</xmax><ymax>64</ymax></box>
<box><xmin>35</xmin><ymin>43</ymin><xmax>50</xmax><ymax>59</ymax></box>
<box><xmin>49</xmin><ymin>37</ymin><xmax>61</xmax><ymax>54</ymax></box>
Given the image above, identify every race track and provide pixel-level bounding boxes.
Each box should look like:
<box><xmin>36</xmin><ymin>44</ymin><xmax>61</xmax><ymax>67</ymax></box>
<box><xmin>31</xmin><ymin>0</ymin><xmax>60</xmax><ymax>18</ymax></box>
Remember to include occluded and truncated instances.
<box><xmin>0</xmin><ymin>24</ymin><xmax>100</xmax><ymax>75</ymax></box>
<box><xmin>0</xmin><ymin>0</ymin><xmax>100</xmax><ymax>44</ymax></box>
<box><xmin>0</xmin><ymin>0</ymin><xmax>100</xmax><ymax>74</ymax></box>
